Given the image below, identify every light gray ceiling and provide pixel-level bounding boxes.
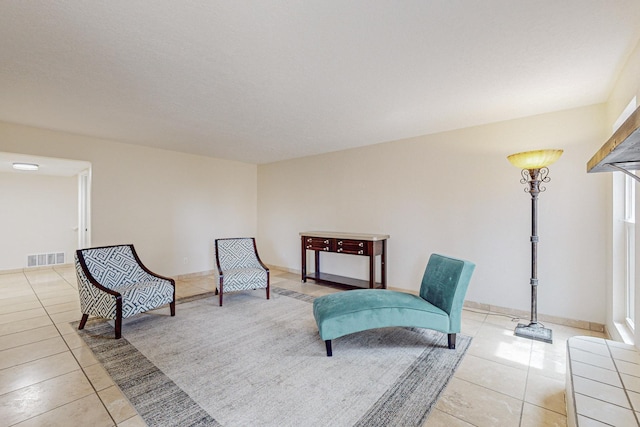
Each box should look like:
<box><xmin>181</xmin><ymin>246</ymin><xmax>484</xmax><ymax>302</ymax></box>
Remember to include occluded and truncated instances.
<box><xmin>1</xmin><ymin>1</ymin><xmax>639</xmax><ymax>164</ymax></box>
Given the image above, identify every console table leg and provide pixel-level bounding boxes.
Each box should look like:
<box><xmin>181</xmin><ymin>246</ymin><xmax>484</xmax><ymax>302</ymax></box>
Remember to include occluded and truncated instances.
<box><xmin>369</xmin><ymin>249</ymin><xmax>375</xmax><ymax>289</ymax></box>
<box><xmin>381</xmin><ymin>239</ymin><xmax>387</xmax><ymax>289</ymax></box>
<box><xmin>301</xmin><ymin>238</ymin><xmax>307</xmax><ymax>282</ymax></box>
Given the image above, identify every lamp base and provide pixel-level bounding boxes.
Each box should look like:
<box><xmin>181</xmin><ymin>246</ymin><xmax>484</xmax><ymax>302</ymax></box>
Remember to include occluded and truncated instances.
<box><xmin>514</xmin><ymin>322</ymin><xmax>553</xmax><ymax>344</ymax></box>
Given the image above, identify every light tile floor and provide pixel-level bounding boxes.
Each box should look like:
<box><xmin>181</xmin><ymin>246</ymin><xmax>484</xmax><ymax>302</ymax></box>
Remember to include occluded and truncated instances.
<box><xmin>567</xmin><ymin>336</ymin><xmax>640</xmax><ymax>425</ymax></box>
<box><xmin>0</xmin><ymin>265</ymin><xmax>606</xmax><ymax>426</ymax></box>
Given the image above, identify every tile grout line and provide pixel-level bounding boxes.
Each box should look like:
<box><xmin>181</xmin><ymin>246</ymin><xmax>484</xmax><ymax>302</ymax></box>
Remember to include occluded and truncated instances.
<box><xmin>604</xmin><ymin>340</ymin><xmax>640</xmax><ymax>425</ymax></box>
<box><xmin>466</xmin><ymin>309</ymin><xmax>569</xmax><ymax>423</ymax></box>
<box><xmin>567</xmin><ymin>337</ymin><xmax>640</xmax><ymax>426</ymax></box>
<box><xmin>518</xmin><ymin>336</ymin><xmax>533</xmax><ymax>427</ymax></box>
<box><xmin>18</xmin><ymin>267</ymin><xmax>122</xmax><ymax>427</ymax></box>
<box><xmin>463</xmin><ymin>311</ymin><xmax>536</xmax><ymax>427</ymax></box>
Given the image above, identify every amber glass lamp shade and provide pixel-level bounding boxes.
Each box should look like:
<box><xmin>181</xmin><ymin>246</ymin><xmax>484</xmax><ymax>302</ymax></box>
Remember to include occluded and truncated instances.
<box><xmin>507</xmin><ymin>149</ymin><xmax>563</xmax><ymax>170</ymax></box>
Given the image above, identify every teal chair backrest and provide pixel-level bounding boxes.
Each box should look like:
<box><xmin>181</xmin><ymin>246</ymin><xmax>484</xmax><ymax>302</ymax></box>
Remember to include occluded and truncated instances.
<box><xmin>419</xmin><ymin>253</ymin><xmax>476</xmax><ymax>333</ymax></box>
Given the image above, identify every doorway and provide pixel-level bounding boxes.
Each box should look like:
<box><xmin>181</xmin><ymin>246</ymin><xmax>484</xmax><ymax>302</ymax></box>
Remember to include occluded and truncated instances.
<box><xmin>0</xmin><ymin>152</ymin><xmax>92</xmax><ymax>269</ymax></box>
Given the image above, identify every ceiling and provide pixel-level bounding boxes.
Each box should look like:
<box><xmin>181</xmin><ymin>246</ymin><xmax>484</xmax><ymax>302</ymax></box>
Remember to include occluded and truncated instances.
<box><xmin>1</xmin><ymin>1</ymin><xmax>640</xmax><ymax>165</ymax></box>
<box><xmin>0</xmin><ymin>152</ymin><xmax>90</xmax><ymax>177</ymax></box>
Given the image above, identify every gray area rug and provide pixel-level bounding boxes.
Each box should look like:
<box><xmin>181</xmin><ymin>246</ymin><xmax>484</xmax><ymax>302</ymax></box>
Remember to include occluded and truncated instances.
<box><xmin>76</xmin><ymin>287</ymin><xmax>471</xmax><ymax>427</ymax></box>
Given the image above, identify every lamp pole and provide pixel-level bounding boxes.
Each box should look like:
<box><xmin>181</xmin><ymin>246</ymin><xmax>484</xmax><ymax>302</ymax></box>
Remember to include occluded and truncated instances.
<box><xmin>508</xmin><ymin>149</ymin><xmax>562</xmax><ymax>344</ymax></box>
<box><xmin>516</xmin><ymin>167</ymin><xmax>550</xmax><ymax>340</ymax></box>
<box><xmin>514</xmin><ymin>167</ymin><xmax>552</xmax><ymax>343</ymax></box>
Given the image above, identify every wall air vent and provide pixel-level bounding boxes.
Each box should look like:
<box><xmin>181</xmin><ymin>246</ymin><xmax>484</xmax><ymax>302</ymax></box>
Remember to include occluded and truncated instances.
<box><xmin>27</xmin><ymin>255</ymin><xmax>37</xmax><ymax>267</ymax></box>
<box><xmin>26</xmin><ymin>252</ymin><xmax>65</xmax><ymax>267</ymax></box>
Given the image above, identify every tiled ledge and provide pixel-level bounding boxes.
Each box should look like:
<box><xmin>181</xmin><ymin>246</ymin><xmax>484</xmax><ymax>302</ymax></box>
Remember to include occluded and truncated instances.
<box><xmin>566</xmin><ymin>336</ymin><xmax>640</xmax><ymax>426</ymax></box>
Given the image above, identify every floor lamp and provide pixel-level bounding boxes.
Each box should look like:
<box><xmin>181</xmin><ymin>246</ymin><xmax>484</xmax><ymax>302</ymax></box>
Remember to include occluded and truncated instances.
<box><xmin>507</xmin><ymin>149</ymin><xmax>563</xmax><ymax>344</ymax></box>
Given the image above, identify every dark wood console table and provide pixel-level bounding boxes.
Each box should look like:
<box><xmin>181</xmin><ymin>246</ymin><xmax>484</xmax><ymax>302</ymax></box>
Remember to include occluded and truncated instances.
<box><xmin>300</xmin><ymin>231</ymin><xmax>389</xmax><ymax>289</ymax></box>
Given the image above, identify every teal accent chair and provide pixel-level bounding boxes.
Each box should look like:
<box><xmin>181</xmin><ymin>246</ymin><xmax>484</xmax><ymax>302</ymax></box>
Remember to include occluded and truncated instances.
<box><xmin>312</xmin><ymin>253</ymin><xmax>475</xmax><ymax>356</ymax></box>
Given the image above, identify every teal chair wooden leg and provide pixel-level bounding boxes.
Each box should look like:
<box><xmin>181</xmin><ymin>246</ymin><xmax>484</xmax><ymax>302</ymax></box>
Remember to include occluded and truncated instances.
<box><xmin>448</xmin><ymin>333</ymin><xmax>456</xmax><ymax>349</ymax></box>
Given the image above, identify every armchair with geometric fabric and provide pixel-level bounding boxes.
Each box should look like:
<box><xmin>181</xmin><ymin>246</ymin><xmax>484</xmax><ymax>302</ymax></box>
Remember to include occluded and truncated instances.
<box><xmin>214</xmin><ymin>237</ymin><xmax>270</xmax><ymax>306</ymax></box>
<box><xmin>75</xmin><ymin>244</ymin><xmax>175</xmax><ymax>339</ymax></box>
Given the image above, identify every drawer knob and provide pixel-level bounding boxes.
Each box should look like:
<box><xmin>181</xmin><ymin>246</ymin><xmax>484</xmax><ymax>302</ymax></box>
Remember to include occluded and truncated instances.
<box><xmin>324</xmin><ymin>247</ymin><xmax>329</xmax><ymax>251</ymax></box>
<box><xmin>324</xmin><ymin>239</ymin><xmax>329</xmax><ymax>244</ymax></box>
<box><xmin>307</xmin><ymin>238</ymin><xmax>312</xmax><ymax>242</ymax></box>
<box><xmin>337</xmin><ymin>248</ymin><xmax>343</xmax><ymax>252</ymax></box>
<box><xmin>306</xmin><ymin>245</ymin><xmax>311</xmax><ymax>249</ymax></box>
<box><xmin>338</xmin><ymin>241</ymin><xmax>343</xmax><ymax>246</ymax></box>
<box><xmin>359</xmin><ymin>242</ymin><xmax>364</xmax><ymax>247</ymax></box>
<box><xmin>358</xmin><ymin>250</ymin><xmax>363</xmax><ymax>254</ymax></box>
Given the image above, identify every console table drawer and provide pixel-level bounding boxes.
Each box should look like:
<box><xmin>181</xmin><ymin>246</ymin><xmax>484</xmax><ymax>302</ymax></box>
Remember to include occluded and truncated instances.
<box><xmin>336</xmin><ymin>239</ymin><xmax>368</xmax><ymax>255</ymax></box>
<box><xmin>304</xmin><ymin>237</ymin><xmax>332</xmax><ymax>251</ymax></box>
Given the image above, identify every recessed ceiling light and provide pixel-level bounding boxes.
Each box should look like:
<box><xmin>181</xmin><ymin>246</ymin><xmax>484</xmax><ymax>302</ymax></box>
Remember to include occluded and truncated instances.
<box><xmin>12</xmin><ymin>162</ymin><xmax>39</xmax><ymax>171</ymax></box>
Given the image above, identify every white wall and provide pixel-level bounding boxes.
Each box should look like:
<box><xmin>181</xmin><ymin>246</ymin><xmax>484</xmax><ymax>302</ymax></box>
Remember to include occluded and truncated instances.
<box><xmin>258</xmin><ymin>104</ymin><xmax>609</xmax><ymax>324</ymax></box>
<box><xmin>0</xmin><ymin>172</ymin><xmax>77</xmax><ymax>269</ymax></box>
<box><xmin>606</xmin><ymin>40</ymin><xmax>640</xmax><ymax>129</ymax></box>
<box><xmin>0</xmin><ymin>122</ymin><xmax>258</xmax><ymax>276</ymax></box>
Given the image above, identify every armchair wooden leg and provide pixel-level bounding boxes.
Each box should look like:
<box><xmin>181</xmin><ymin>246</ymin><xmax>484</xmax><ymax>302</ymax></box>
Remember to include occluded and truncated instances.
<box><xmin>325</xmin><ymin>340</ymin><xmax>332</xmax><ymax>357</ymax></box>
<box><xmin>78</xmin><ymin>314</ymin><xmax>89</xmax><ymax>330</ymax></box>
<box><xmin>448</xmin><ymin>333</ymin><xmax>456</xmax><ymax>349</ymax></box>
<box><xmin>170</xmin><ymin>300</ymin><xmax>175</xmax><ymax>316</ymax></box>
<box><xmin>115</xmin><ymin>297</ymin><xmax>122</xmax><ymax>339</ymax></box>
<box><xmin>115</xmin><ymin>316</ymin><xmax>122</xmax><ymax>339</ymax></box>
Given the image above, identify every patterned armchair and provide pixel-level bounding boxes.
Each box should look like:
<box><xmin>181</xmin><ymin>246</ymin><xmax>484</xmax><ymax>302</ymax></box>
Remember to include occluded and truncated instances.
<box><xmin>214</xmin><ymin>237</ymin><xmax>270</xmax><ymax>306</ymax></box>
<box><xmin>75</xmin><ymin>244</ymin><xmax>175</xmax><ymax>339</ymax></box>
